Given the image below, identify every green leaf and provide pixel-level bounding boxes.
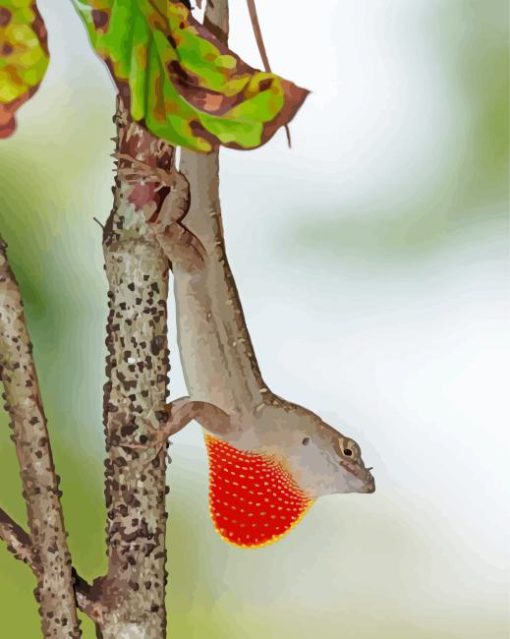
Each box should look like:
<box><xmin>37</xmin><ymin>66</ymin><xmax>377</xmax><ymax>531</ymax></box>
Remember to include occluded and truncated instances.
<box><xmin>75</xmin><ymin>0</ymin><xmax>309</xmax><ymax>152</ymax></box>
<box><xmin>0</xmin><ymin>1</ymin><xmax>49</xmax><ymax>138</ymax></box>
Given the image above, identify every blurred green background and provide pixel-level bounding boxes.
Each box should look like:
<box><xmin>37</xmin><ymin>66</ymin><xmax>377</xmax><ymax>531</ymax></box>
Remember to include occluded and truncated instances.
<box><xmin>0</xmin><ymin>0</ymin><xmax>508</xmax><ymax>637</ymax></box>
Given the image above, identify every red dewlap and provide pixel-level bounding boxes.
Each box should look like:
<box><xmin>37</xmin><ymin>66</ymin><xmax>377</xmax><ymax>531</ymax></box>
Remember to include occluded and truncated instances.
<box><xmin>205</xmin><ymin>434</ymin><xmax>313</xmax><ymax>548</ymax></box>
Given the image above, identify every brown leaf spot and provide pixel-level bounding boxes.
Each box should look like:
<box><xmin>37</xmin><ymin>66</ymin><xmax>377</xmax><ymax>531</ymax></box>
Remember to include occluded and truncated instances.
<box><xmin>202</xmin><ymin>91</ymin><xmax>227</xmax><ymax>113</ymax></box>
<box><xmin>0</xmin><ymin>8</ymin><xmax>11</xmax><ymax>27</ymax></box>
<box><xmin>92</xmin><ymin>9</ymin><xmax>109</xmax><ymax>32</ymax></box>
<box><xmin>0</xmin><ymin>117</ymin><xmax>16</xmax><ymax>139</ymax></box>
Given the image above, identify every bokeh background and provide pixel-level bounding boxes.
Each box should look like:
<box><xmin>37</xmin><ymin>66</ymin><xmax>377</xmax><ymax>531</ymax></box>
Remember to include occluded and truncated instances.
<box><xmin>0</xmin><ymin>0</ymin><xmax>508</xmax><ymax>637</ymax></box>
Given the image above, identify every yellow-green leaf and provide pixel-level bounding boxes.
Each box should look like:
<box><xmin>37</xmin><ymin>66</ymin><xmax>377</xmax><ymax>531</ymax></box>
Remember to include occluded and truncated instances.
<box><xmin>75</xmin><ymin>0</ymin><xmax>308</xmax><ymax>152</ymax></box>
<box><xmin>0</xmin><ymin>1</ymin><xmax>49</xmax><ymax>138</ymax></box>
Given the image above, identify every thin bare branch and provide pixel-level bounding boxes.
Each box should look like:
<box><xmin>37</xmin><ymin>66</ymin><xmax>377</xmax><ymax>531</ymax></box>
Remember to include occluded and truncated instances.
<box><xmin>0</xmin><ymin>506</ymin><xmax>101</xmax><ymax>623</ymax></box>
<box><xmin>0</xmin><ymin>237</ymin><xmax>81</xmax><ymax>638</ymax></box>
<box><xmin>246</xmin><ymin>0</ymin><xmax>271</xmax><ymax>73</ymax></box>
<box><xmin>245</xmin><ymin>0</ymin><xmax>292</xmax><ymax>146</ymax></box>
<box><xmin>0</xmin><ymin>507</ymin><xmax>33</xmax><ymax>568</ymax></box>
<box><xmin>74</xmin><ymin>573</ymin><xmax>105</xmax><ymax>625</ymax></box>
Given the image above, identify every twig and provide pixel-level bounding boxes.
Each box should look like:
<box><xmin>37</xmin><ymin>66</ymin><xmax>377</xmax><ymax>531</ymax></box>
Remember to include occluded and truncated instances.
<box><xmin>0</xmin><ymin>507</ymin><xmax>33</xmax><ymax>568</ymax></box>
<box><xmin>0</xmin><ymin>237</ymin><xmax>81</xmax><ymax>638</ymax></box>
<box><xmin>246</xmin><ymin>0</ymin><xmax>292</xmax><ymax>147</ymax></box>
<box><xmin>0</xmin><ymin>507</ymin><xmax>101</xmax><ymax>623</ymax></box>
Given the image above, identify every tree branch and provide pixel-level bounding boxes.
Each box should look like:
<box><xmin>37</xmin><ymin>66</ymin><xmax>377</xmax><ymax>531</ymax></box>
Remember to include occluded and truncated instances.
<box><xmin>95</xmin><ymin>100</ymin><xmax>174</xmax><ymax>638</ymax></box>
<box><xmin>0</xmin><ymin>506</ymin><xmax>102</xmax><ymax>623</ymax></box>
<box><xmin>0</xmin><ymin>237</ymin><xmax>82</xmax><ymax>638</ymax></box>
<box><xmin>0</xmin><ymin>506</ymin><xmax>33</xmax><ymax>568</ymax></box>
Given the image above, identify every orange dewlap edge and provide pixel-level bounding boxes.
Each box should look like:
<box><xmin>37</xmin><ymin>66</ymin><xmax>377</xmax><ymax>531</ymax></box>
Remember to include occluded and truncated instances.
<box><xmin>204</xmin><ymin>433</ymin><xmax>314</xmax><ymax>548</ymax></box>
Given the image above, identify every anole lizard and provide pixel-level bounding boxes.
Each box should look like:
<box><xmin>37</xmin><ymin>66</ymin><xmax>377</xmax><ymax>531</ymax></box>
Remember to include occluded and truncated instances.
<box><xmin>115</xmin><ymin>142</ymin><xmax>375</xmax><ymax>550</ymax></box>
<box><xmin>115</xmin><ymin>0</ymin><xmax>375</xmax><ymax>549</ymax></box>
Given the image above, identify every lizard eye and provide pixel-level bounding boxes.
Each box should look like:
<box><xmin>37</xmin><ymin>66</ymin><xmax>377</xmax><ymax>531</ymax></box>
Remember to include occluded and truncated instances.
<box><xmin>338</xmin><ymin>438</ymin><xmax>358</xmax><ymax>459</ymax></box>
<box><xmin>302</xmin><ymin>437</ymin><xmax>310</xmax><ymax>446</ymax></box>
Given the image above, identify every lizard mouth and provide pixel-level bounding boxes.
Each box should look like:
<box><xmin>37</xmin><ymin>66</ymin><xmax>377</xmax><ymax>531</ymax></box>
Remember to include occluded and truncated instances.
<box><xmin>340</xmin><ymin>459</ymin><xmax>375</xmax><ymax>491</ymax></box>
<box><xmin>205</xmin><ymin>434</ymin><xmax>314</xmax><ymax>548</ymax></box>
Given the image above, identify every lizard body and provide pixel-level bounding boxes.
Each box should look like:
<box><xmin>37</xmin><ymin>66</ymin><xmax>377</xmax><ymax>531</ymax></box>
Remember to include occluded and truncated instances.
<box><xmin>117</xmin><ymin>0</ymin><xmax>375</xmax><ymax>548</ymax></box>
<box><xmin>167</xmin><ymin>150</ymin><xmax>375</xmax><ymax>496</ymax></box>
<box><xmin>117</xmin><ymin>146</ymin><xmax>375</xmax><ymax>549</ymax></box>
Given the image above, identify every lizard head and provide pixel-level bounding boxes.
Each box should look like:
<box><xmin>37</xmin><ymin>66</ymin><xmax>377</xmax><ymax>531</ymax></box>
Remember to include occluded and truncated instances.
<box><xmin>204</xmin><ymin>397</ymin><xmax>374</xmax><ymax>549</ymax></box>
<box><xmin>256</xmin><ymin>399</ymin><xmax>375</xmax><ymax>499</ymax></box>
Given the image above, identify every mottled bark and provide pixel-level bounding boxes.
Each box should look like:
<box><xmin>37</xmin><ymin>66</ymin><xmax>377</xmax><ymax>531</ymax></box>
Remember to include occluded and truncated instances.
<box><xmin>95</xmin><ymin>101</ymin><xmax>174</xmax><ymax>638</ymax></box>
<box><xmin>0</xmin><ymin>237</ymin><xmax>82</xmax><ymax>638</ymax></box>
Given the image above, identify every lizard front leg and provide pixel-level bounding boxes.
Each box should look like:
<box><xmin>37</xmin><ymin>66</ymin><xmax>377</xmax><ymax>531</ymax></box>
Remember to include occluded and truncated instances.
<box><xmin>161</xmin><ymin>397</ymin><xmax>232</xmax><ymax>440</ymax></box>
<box><xmin>123</xmin><ymin>397</ymin><xmax>233</xmax><ymax>458</ymax></box>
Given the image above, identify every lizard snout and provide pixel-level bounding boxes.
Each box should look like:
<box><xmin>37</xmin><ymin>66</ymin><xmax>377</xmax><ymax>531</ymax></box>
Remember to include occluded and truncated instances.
<box><xmin>361</xmin><ymin>469</ymin><xmax>375</xmax><ymax>493</ymax></box>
